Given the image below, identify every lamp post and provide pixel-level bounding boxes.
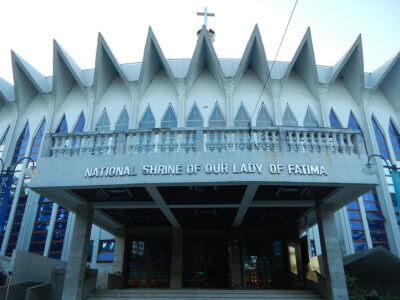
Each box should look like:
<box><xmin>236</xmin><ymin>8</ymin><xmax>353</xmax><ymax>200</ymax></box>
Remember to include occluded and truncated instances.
<box><xmin>0</xmin><ymin>157</ymin><xmax>39</xmax><ymax>229</ymax></box>
<box><xmin>366</xmin><ymin>154</ymin><xmax>399</xmax><ymax>207</ymax></box>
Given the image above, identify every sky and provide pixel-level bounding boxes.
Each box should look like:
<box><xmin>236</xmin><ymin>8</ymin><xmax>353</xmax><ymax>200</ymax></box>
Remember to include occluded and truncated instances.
<box><xmin>0</xmin><ymin>0</ymin><xmax>399</xmax><ymax>83</ymax></box>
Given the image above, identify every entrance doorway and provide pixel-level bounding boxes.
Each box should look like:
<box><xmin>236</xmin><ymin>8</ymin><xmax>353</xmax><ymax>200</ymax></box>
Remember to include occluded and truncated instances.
<box><xmin>126</xmin><ymin>239</ymin><xmax>171</xmax><ymax>288</ymax></box>
<box><xmin>242</xmin><ymin>239</ymin><xmax>288</xmax><ymax>289</ymax></box>
<box><xmin>183</xmin><ymin>237</ymin><xmax>229</xmax><ymax>288</ymax></box>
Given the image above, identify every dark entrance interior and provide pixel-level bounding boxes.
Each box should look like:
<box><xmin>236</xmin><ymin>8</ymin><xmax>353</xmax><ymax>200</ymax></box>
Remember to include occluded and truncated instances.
<box><xmin>126</xmin><ymin>239</ymin><xmax>171</xmax><ymax>288</ymax></box>
<box><xmin>242</xmin><ymin>238</ymin><xmax>288</xmax><ymax>289</ymax></box>
<box><xmin>183</xmin><ymin>236</ymin><xmax>229</xmax><ymax>288</ymax></box>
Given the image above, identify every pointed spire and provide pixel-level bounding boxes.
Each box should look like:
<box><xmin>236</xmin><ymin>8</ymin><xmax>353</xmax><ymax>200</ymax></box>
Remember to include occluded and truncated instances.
<box><xmin>234</xmin><ymin>25</ymin><xmax>271</xmax><ymax>96</ymax></box>
<box><xmin>94</xmin><ymin>33</ymin><xmax>129</xmax><ymax>100</ymax></box>
<box><xmin>369</xmin><ymin>53</ymin><xmax>400</xmax><ymax>111</ymax></box>
<box><xmin>53</xmin><ymin>40</ymin><xmax>90</xmax><ymax>106</ymax></box>
<box><xmin>186</xmin><ymin>25</ymin><xmax>225</xmax><ymax>96</ymax></box>
<box><xmin>283</xmin><ymin>28</ymin><xmax>319</xmax><ymax>99</ymax></box>
<box><xmin>53</xmin><ymin>40</ymin><xmax>89</xmax><ymax>90</ymax></box>
<box><xmin>139</xmin><ymin>27</ymin><xmax>177</xmax><ymax>97</ymax></box>
<box><xmin>329</xmin><ymin>35</ymin><xmax>364</xmax><ymax>103</ymax></box>
<box><xmin>11</xmin><ymin>51</ymin><xmax>50</xmax><ymax>114</ymax></box>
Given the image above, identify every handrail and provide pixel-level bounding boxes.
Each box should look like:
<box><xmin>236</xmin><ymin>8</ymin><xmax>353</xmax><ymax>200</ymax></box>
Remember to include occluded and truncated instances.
<box><xmin>4</xmin><ymin>271</ymin><xmax>12</xmax><ymax>300</ymax></box>
<box><xmin>45</xmin><ymin>127</ymin><xmax>364</xmax><ymax>158</ymax></box>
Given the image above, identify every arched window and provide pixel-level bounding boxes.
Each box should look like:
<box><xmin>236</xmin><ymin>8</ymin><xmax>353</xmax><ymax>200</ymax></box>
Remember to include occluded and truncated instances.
<box><xmin>161</xmin><ymin>105</ymin><xmax>177</xmax><ymax>128</ymax></box>
<box><xmin>29</xmin><ymin>119</ymin><xmax>46</xmax><ymax>161</ymax></box>
<box><xmin>256</xmin><ymin>104</ymin><xmax>273</xmax><ymax>127</ymax></box>
<box><xmin>282</xmin><ymin>104</ymin><xmax>298</xmax><ymax>126</ymax></box>
<box><xmin>329</xmin><ymin>109</ymin><xmax>342</xmax><ymax>128</ymax></box>
<box><xmin>389</xmin><ymin>120</ymin><xmax>400</xmax><ymax>161</ymax></box>
<box><xmin>0</xmin><ymin>125</ymin><xmax>10</xmax><ymax>158</ymax></box>
<box><xmin>234</xmin><ymin>104</ymin><xmax>251</xmax><ymax>127</ymax></box>
<box><xmin>96</xmin><ymin>109</ymin><xmax>110</xmax><ymax>132</ymax></box>
<box><xmin>139</xmin><ymin>106</ymin><xmax>155</xmax><ymax>129</ymax></box>
<box><xmin>115</xmin><ymin>107</ymin><xmax>129</xmax><ymax>131</ymax></box>
<box><xmin>73</xmin><ymin>113</ymin><xmax>85</xmax><ymax>133</ymax></box>
<box><xmin>186</xmin><ymin>104</ymin><xmax>203</xmax><ymax>127</ymax></box>
<box><xmin>209</xmin><ymin>103</ymin><xmax>226</xmax><ymax>127</ymax></box>
<box><xmin>303</xmin><ymin>107</ymin><xmax>319</xmax><ymax>127</ymax></box>
<box><xmin>55</xmin><ymin>115</ymin><xmax>68</xmax><ymax>133</ymax></box>
<box><xmin>12</xmin><ymin>122</ymin><xmax>30</xmax><ymax>163</ymax></box>
<box><xmin>347</xmin><ymin>111</ymin><xmax>361</xmax><ymax>130</ymax></box>
<box><xmin>372</xmin><ymin>117</ymin><xmax>390</xmax><ymax>159</ymax></box>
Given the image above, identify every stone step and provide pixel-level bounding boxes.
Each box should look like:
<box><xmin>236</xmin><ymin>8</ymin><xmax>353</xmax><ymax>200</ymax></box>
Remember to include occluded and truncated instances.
<box><xmin>87</xmin><ymin>289</ymin><xmax>322</xmax><ymax>300</ymax></box>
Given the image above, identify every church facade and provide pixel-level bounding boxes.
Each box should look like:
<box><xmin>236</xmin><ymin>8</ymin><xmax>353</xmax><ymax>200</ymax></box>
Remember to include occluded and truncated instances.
<box><xmin>0</xmin><ymin>25</ymin><xmax>399</xmax><ymax>299</ymax></box>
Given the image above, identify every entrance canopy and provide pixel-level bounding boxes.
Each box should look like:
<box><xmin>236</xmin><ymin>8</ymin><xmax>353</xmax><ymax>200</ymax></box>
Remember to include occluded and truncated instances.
<box><xmin>30</xmin><ymin>127</ymin><xmax>378</xmax><ymax>234</ymax></box>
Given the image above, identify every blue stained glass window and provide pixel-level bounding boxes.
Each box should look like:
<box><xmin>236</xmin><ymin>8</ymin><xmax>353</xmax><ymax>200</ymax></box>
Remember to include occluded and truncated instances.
<box><xmin>0</xmin><ymin>125</ymin><xmax>10</xmax><ymax>158</ymax></box>
<box><xmin>257</xmin><ymin>105</ymin><xmax>273</xmax><ymax>127</ymax></box>
<box><xmin>351</xmin><ymin>231</ymin><xmax>366</xmax><ymax>241</ymax></box>
<box><xmin>12</xmin><ymin>123</ymin><xmax>30</xmax><ymax>163</ymax></box>
<box><xmin>389</xmin><ymin>121</ymin><xmax>400</xmax><ymax>161</ymax></box>
<box><xmin>349</xmin><ymin>221</ymin><xmax>364</xmax><ymax>230</ymax></box>
<box><xmin>97</xmin><ymin>240</ymin><xmax>115</xmax><ymax>262</ymax></box>
<box><xmin>96</xmin><ymin>110</ymin><xmax>110</xmax><ymax>132</ymax></box>
<box><xmin>234</xmin><ymin>104</ymin><xmax>251</xmax><ymax>127</ymax></box>
<box><xmin>282</xmin><ymin>105</ymin><xmax>298</xmax><ymax>126</ymax></box>
<box><xmin>363</xmin><ymin>201</ymin><xmax>381</xmax><ymax>211</ymax></box>
<box><xmin>303</xmin><ymin>107</ymin><xmax>319</xmax><ymax>127</ymax></box>
<box><xmin>347</xmin><ymin>201</ymin><xmax>359</xmax><ymax>210</ymax></box>
<box><xmin>186</xmin><ymin>104</ymin><xmax>203</xmax><ymax>127</ymax></box>
<box><xmin>347</xmin><ymin>211</ymin><xmax>361</xmax><ymax>219</ymax></box>
<box><xmin>354</xmin><ymin>242</ymin><xmax>368</xmax><ymax>252</ymax></box>
<box><xmin>87</xmin><ymin>240</ymin><xmax>94</xmax><ymax>262</ymax></box>
<box><xmin>371</xmin><ymin>117</ymin><xmax>390</xmax><ymax>159</ymax></box>
<box><xmin>115</xmin><ymin>108</ymin><xmax>129</xmax><ymax>130</ymax></box>
<box><xmin>209</xmin><ymin>103</ymin><xmax>226</xmax><ymax>127</ymax></box>
<box><xmin>55</xmin><ymin>115</ymin><xmax>68</xmax><ymax>133</ymax></box>
<box><xmin>29</xmin><ymin>120</ymin><xmax>46</xmax><ymax>161</ymax></box>
<box><xmin>329</xmin><ymin>110</ymin><xmax>342</xmax><ymax>128</ymax></box>
<box><xmin>347</xmin><ymin>112</ymin><xmax>361</xmax><ymax>130</ymax></box>
<box><xmin>139</xmin><ymin>106</ymin><xmax>156</xmax><ymax>129</ymax></box>
<box><xmin>161</xmin><ymin>105</ymin><xmax>177</xmax><ymax>128</ymax></box>
<box><xmin>73</xmin><ymin>113</ymin><xmax>85</xmax><ymax>133</ymax></box>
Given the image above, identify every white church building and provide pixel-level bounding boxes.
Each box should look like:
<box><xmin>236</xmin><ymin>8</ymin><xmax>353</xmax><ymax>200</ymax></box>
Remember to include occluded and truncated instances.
<box><xmin>0</xmin><ymin>24</ymin><xmax>399</xmax><ymax>299</ymax></box>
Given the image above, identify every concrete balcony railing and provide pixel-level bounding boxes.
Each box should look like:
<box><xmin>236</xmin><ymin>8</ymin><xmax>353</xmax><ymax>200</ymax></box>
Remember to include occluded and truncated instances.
<box><xmin>41</xmin><ymin>127</ymin><xmax>365</xmax><ymax>158</ymax></box>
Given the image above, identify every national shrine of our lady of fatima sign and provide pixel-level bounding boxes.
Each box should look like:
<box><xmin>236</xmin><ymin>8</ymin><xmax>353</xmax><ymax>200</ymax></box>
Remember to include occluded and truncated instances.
<box><xmin>84</xmin><ymin>163</ymin><xmax>328</xmax><ymax>178</ymax></box>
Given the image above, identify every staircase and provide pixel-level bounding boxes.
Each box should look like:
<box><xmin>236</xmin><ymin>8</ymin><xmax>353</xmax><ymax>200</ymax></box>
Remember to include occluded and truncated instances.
<box><xmin>87</xmin><ymin>289</ymin><xmax>322</xmax><ymax>300</ymax></box>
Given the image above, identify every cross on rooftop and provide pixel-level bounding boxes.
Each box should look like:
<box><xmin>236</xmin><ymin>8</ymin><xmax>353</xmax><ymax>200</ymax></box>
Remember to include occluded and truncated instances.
<box><xmin>197</xmin><ymin>6</ymin><xmax>215</xmax><ymax>29</ymax></box>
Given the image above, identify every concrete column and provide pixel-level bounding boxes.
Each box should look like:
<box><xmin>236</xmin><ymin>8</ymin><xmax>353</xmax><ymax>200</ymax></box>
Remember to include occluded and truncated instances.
<box><xmin>170</xmin><ymin>228</ymin><xmax>183</xmax><ymax>289</ymax></box>
<box><xmin>112</xmin><ymin>230</ymin><xmax>127</xmax><ymax>275</ymax></box>
<box><xmin>317</xmin><ymin>204</ymin><xmax>349</xmax><ymax>300</ymax></box>
<box><xmin>229</xmin><ymin>229</ymin><xmax>241</xmax><ymax>288</ymax></box>
<box><xmin>61</xmin><ymin>205</ymin><xmax>93</xmax><ymax>300</ymax></box>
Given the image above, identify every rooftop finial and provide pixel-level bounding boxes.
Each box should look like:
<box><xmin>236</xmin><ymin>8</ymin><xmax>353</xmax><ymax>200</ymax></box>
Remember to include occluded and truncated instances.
<box><xmin>197</xmin><ymin>6</ymin><xmax>215</xmax><ymax>29</ymax></box>
<box><xmin>196</xmin><ymin>7</ymin><xmax>216</xmax><ymax>42</ymax></box>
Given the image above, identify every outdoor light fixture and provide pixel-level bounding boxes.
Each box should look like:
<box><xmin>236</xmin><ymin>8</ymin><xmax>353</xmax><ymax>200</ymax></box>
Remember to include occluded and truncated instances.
<box><xmin>0</xmin><ymin>157</ymin><xmax>38</xmax><ymax>178</ymax></box>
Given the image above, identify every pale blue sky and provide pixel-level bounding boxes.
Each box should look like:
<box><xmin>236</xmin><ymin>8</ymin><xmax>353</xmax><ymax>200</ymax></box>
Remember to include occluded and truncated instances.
<box><xmin>0</xmin><ymin>0</ymin><xmax>398</xmax><ymax>83</ymax></box>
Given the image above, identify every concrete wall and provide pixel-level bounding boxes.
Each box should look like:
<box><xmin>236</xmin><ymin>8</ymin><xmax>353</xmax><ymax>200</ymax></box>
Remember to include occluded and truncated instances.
<box><xmin>10</xmin><ymin>250</ymin><xmax>67</xmax><ymax>284</ymax></box>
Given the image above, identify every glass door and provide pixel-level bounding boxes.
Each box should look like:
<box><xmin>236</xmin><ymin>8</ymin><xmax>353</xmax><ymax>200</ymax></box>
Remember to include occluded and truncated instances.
<box><xmin>183</xmin><ymin>237</ymin><xmax>229</xmax><ymax>288</ymax></box>
<box><xmin>127</xmin><ymin>239</ymin><xmax>171</xmax><ymax>288</ymax></box>
<box><xmin>242</xmin><ymin>239</ymin><xmax>287</xmax><ymax>289</ymax></box>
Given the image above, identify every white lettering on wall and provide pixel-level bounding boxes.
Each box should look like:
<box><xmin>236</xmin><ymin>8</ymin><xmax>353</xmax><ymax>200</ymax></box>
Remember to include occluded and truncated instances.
<box><xmin>84</xmin><ymin>163</ymin><xmax>328</xmax><ymax>177</ymax></box>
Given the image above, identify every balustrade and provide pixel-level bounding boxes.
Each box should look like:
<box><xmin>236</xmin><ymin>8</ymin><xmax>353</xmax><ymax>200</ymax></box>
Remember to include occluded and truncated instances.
<box><xmin>47</xmin><ymin>127</ymin><xmax>363</xmax><ymax>158</ymax></box>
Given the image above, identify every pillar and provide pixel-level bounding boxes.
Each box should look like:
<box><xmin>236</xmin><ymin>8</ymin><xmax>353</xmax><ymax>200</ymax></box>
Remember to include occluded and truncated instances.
<box><xmin>229</xmin><ymin>229</ymin><xmax>241</xmax><ymax>288</ymax></box>
<box><xmin>62</xmin><ymin>205</ymin><xmax>93</xmax><ymax>300</ymax></box>
<box><xmin>317</xmin><ymin>204</ymin><xmax>349</xmax><ymax>300</ymax></box>
<box><xmin>170</xmin><ymin>228</ymin><xmax>183</xmax><ymax>289</ymax></box>
<box><xmin>112</xmin><ymin>230</ymin><xmax>127</xmax><ymax>275</ymax></box>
